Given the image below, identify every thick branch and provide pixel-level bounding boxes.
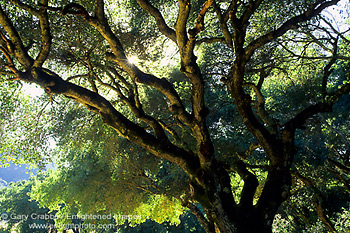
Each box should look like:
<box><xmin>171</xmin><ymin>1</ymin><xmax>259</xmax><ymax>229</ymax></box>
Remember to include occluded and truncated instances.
<box><xmin>244</xmin><ymin>82</ymin><xmax>278</xmax><ymax>135</ymax></box>
<box><xmin>34</xmin><ymin>1</ymin><xmax>52</xmax><ymax>67</ymax></box>
<box><xmin>175</xmin><ymin>0</ymin><xmax>190</xmax><ymax>48</ymax></box>
<box><xmin>0</xmin><ymin>5</ymin><xmax>33</xmax><ymax>67</ymax></box>
<box><xmin>14</xmin><ymin>67</ymin><xmax>201</xmax><ymax>177</ymax></box>
<box><xmin>284</xmin><ymin>103</ymin><xmax>332</xmax><ymax>131</ymax></box>
<box><xmin>62</xmin><ymin>2</ymin><xmax>192</xmax><ymax>126</ymax></box>
<box><xmin>231</xmin><ymin>158</ymin><xmax>259</xmax><ymax>210</ymax></box>
<box><xmin>174</xmin><ymin>2</ymin><xmax>212</xmax><ymax>157</ymax></box>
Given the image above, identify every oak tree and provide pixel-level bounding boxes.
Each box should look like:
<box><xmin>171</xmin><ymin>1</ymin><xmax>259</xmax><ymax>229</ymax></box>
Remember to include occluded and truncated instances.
<box><xmin>1</xmin><ymin>0</ymin><xmax>350</xmax><ymax>232</ymax></box>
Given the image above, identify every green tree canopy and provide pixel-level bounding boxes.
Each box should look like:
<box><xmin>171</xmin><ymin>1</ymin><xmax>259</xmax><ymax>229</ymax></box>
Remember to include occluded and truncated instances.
<box><xmin>0</xmin><ymin>176</ymin><xmax>55</xmax><ymax>233</ymax></box>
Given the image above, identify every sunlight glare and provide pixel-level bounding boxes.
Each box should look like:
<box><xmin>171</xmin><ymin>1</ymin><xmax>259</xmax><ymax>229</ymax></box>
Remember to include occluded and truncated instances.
<box><xmin>128</xmin><ymin>56</ymin><xmax>139</xmax><ymax>64</ymax></box>
<box><xmin>22</xmin><ymin>83</ymin><xmax>43</xmax><ymax>98</ymax></box>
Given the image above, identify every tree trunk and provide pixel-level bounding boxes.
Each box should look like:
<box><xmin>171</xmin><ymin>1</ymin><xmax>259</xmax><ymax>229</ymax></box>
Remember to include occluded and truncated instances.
<box><xmin>190</xmin><ymin>157</ymin><xmax>291</xmax><ymax>233</ymax></box>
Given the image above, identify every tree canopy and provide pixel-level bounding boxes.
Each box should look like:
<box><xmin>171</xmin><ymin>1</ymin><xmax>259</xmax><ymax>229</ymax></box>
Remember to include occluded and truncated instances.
<box><xmin>0</xmin><ymin>0</ymin><xmax>350</xmax><ymax>232</ymax></box>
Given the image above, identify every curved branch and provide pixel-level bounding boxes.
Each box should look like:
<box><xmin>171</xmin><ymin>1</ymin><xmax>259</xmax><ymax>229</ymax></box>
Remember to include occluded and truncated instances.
<box><xmin>284</xmin><ymin>82</ymin><xmax>350</xmax><ymax>133</ymax></box>
<box><xmin>0</xmin><ymin>5</ymin><xmax>34</xmax><ymax>68</ymax></box>
<box><xmin>231</xmin><ymin>158</ymin><xmax>259</xmax><ymax>210</ymax></box>
<box><xmin>33</xmin><ymin>2</ymin><xmax>52</xmax><ymax>67</ymax></box>
<box><xmin>293</xmin><ymin>171</ymin><xmax>337</xmax><ymax>232</ymax></box>
<box><xmin>95</xmin><ymin>68</ymin><xmax>169</xmax><ymax>140</ymax></box>
<box><xmin>244</xmin><ymin>82</ymin><xmax>277</xmax><ymax>134</ymax></box>
<box><xmin>188</xmin><ymin>0</ymin><xmax>214</xmax><ymax>40</ymax></box>
<box><xmin>13</xmin><ymin>67</ymin><xmax>200</xmax><ymax>177</ymax></box>
<box><xmin>245</xmin><ymin>0</ymin><xmax>341</xmax><ymax>60</ymax></box>
<box><xmin>135</xmin><ymin>0</ymin><xmax>177</xmax><ymax>43</ymax></box>
<box><xmin>62</xmin><ymin>3</ymin><xmax>93</xmax><ymax>21</ymax></box>
<box><xmin>212</xmin><ymin>1</ymin><xmax>233</xmax><ymax>47</ymax></box>
<box><xmin>238</xmin><ymin>142</ymin><xmax>260</xmax><ymax>160</ymax></box>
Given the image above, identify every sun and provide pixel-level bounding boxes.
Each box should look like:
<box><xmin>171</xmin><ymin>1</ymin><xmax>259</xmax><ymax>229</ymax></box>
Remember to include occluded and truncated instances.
<box><xmin>127</xmin><ymin>55</ymin><xmax>139</xmax><ymax>64</ymax></box>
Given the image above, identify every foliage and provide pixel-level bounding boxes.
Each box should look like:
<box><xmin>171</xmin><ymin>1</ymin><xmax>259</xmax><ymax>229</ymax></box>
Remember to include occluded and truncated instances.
<box><xmin>0</xmin><ymin>81</ymin><xmax>54</xmax><ymax>168</ymax></box>
<box><xmin>30</xmin><ymin>124</ymin><xmax>189</xmax><ymax>229</ymax></box>
<box><xmin>0</xmin><ymin>176</ymin><xmax>54</xmax><ymax>233</ymax></box>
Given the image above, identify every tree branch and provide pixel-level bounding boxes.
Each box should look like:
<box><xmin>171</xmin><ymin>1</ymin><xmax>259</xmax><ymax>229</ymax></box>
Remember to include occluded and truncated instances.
<box><xmin>0</xmin><ymin>5</ymin><xmax>33</xmax><ymax>67</ymax></box>
<box><xmin>238</xmin><ymin>142</ymin><xmax>260</xmax><ymax>160</ymax></box>
<box><xmin>175</xmin><ymin>0</ymin><xmax>190</xmax><ymax>48</ymax></box>
<box><xmin>245</xmin><ymin>0</ymin><xmax>341</xmax><ymax>60</ymax></box>
<box><xmin>321</xmin><ymin>39</ymin><xmax>337</xmax><ymax>98</ymax></box>
<box><xmin>188</xmin><ymin>0</ymin><xmax>214</xmax><ymax>40</ymax></box>
<box><xmin>33</xmin><ymin>1</ymin><xmax>52</xmax><ymax>67</ymax></box>
<box><xmin>244</xmin><ymin>82</ymin><xmax>278</xmax><ymax>135</ymax></box>
<box><xmin>283</xmin><ymin>82</ymin><xmax>350</xmax><ymax>138</ymax></box>
<box><xmin>231</xmin><ymin>158</ymin><xmax>259</xmax><ymax>210</ymax></box>
<box><xmin>62</xmin><ymin>3</ymin><xmax>93</xmax><ymax>21</ymax></box>
<box><xmin>135</xmin><ymin>0</ymin><xmax>177</xmax><ymax>43</ymax></box>
<box><xmin>293</xmin><ymin>171</ymin><xmax>337</xmax><ymax>232</ymax></box>
<box><xmin>12</xmin><ymin>67</ymin><xmax>201</xmax><ymax>177</ymax></box>
<box><xmin>61</xmin><ymin>2</ymin><xmax>193</xmax><ymax>126</ymax></box>
<box><xmin>212</xmin><ymin>1</ymin><xmax>233</xmax><ymax>47</ymax></box>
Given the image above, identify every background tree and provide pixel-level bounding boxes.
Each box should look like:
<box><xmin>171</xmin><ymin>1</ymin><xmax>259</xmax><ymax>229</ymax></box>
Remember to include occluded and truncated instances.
<box><xmin>0</xmin><ymin>0</ymin><xmax>350</xmax><ymax>232</ymax></box>
<box><xmin>0</xmin><ymin>176</ymin><xmax>55</xmax><ymax>233</ymax></box>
